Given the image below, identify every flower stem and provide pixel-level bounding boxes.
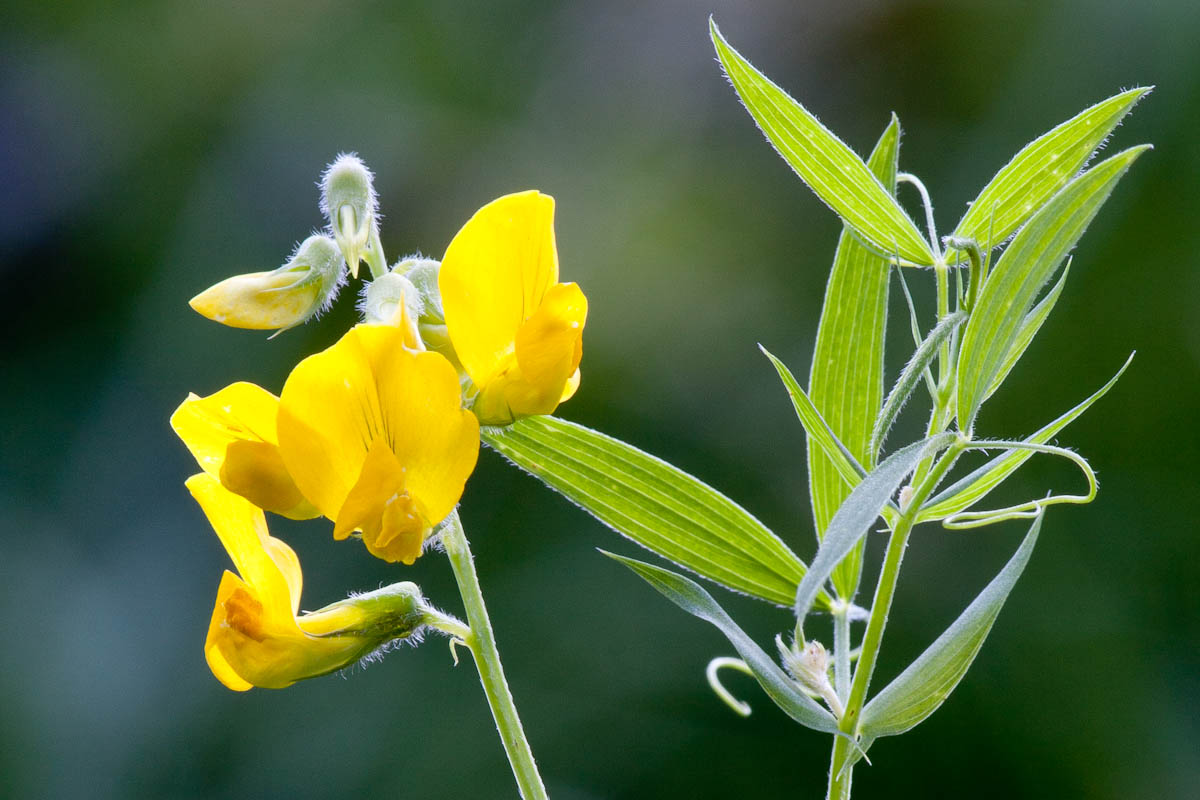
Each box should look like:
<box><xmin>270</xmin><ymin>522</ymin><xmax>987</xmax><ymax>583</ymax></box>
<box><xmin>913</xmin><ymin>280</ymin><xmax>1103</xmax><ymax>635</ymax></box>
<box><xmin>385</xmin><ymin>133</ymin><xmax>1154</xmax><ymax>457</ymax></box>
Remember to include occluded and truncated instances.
<box><xmin>442</xmin><ymin>511</ymin><xmax>549</xmax><ymax>800</ymax></box>
<box><xmin>826</xmin><ymin>439</ymin><xmax>965</xmax><ymax>799</ymax></box>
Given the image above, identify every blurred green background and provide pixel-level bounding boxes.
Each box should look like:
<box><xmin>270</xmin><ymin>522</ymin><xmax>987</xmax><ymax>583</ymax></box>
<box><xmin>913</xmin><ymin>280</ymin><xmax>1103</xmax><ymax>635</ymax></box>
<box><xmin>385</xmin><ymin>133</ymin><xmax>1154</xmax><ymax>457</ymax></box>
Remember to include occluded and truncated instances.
<box><xmin>2</xmin><ymin>1</ymin><xmax>1197</xmax><ymax>797</ymax></box>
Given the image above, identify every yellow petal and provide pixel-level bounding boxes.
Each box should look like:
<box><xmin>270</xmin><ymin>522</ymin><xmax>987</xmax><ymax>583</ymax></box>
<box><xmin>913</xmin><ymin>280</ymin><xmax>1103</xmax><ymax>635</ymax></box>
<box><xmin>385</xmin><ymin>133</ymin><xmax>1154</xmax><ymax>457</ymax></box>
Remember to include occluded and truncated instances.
<box><xmin>332</xmin><ymin>438</ymin><xmax>429</xmax><ymax>564</ymax></box>
<box><xmin>186</xmin><ymin>473</ymin><xmax>295</xmax><ymax>620</ymax></box>
<box><xmin>205</xmin><ymin>571</ymin><xmax>255</xmax><ymax>692</ymax></box>
<box><xmin>190</xmin><ymin>269</ymin><xmax>320</xmax><ymax>330</ymax></box>
<box><xmin>440</xmin><ymin>191</ymin><xmax>558</xmax><ymax>388</ymax></box>
<box><xmin>171</xmin><ymin>383</ymin><xmax>318</xmax><ymax>519</ymax></box>
<box><xmin>278</xmin><ymin>325</ymin><xmax>480</xmax><ymax>542</ymax></box>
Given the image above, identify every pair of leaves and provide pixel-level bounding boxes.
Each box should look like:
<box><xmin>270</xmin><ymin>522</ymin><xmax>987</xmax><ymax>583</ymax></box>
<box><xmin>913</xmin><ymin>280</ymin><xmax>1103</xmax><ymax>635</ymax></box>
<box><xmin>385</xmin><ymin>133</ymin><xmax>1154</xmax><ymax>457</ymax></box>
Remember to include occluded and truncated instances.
<box><xmin>712</xmin><ymin>17</ymin><xmax>1149</xmax><ymax>279</ymax></box>
<box><xmin>481</xmin><ymin>416</ymin><xmax>825</xmax><ymax>608</ymax></box>
<box><xmin>606</xmin><ymin>511</ymin><xmax>1041</xmax><ymax>742</ymax></box>
<box><xmin>957</xmin><ymin>145</ymin><xmax>1149</xmax><ymax>431</ymax></box>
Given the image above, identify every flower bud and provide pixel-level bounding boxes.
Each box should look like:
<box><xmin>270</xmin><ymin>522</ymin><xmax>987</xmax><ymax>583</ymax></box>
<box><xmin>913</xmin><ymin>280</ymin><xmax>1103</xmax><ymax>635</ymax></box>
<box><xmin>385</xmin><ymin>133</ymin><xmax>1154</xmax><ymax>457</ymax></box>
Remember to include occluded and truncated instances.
<box><xmin>189</xmin><ymin>234</ymin><xmax>344</xmax><ymax>334</ymax></box>
<box><xmin>776</xmin><ymin>635</ymin><xmax>843</xmax><ymax>717</ymax></box>
<box><xmin>395</xmin><ymin>257</ymin><xmax>461</xmax><ymax>366</ymax></box>
<box><xmin>361</xmin><ymin>271</ymin><xmax>424</xmax><ymax>350</ymax></box>
<box><xmin>321</xmin><ymin>154</ymin><xmax>378</xmax><ymax>277</ymax></box>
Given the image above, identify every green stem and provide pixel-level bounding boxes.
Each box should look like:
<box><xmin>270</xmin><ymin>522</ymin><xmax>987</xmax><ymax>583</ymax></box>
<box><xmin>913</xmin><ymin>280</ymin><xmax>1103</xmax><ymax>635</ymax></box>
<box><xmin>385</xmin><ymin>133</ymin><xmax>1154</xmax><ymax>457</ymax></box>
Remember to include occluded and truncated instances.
<box><xmin>442</xmin><ymin>511</ymin><xmax>549</xmax><ymax>800</ymax></box>
<box><xmin>363</xmin><ymin>224</ymin><xmax>388</xmax><ymax>280</ymax></box>
<box><xmin>826</xmin><ymin>440</ymin><xmax>965</xmax><ymax>799</ymax></box>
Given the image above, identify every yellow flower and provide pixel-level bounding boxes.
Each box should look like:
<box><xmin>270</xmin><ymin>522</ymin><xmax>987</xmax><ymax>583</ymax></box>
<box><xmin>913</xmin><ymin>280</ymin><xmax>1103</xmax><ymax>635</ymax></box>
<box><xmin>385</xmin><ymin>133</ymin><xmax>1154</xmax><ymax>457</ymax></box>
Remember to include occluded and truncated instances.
<box><xmin>189</xmin><ymin>234</ymin><xmax>344</xmax><ymax>334</ymax></box>
<box><xmin>171</xmin><ymin>383</ymin><xmax>319</xmax><ymax>520</ymax></box>
<box><xmin>190</xmin><ymin>473</ymin><xmax>426</xmax><ymax>691</ymax></box>
<box><xmin>440</xmin><ymin>191</ymin><xmax>588</xmax><ymax>425</ymax></box>
<box><xmin>277</xmin><ymin>323</ymin><xmax>480</xmax><ymax>564</ymax></box>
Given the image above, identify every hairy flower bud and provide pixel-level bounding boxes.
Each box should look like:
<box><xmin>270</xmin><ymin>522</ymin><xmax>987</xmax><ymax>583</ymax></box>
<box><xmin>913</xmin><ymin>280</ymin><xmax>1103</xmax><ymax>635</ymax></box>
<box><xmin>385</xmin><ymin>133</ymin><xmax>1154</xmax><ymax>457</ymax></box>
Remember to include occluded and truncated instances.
<box><xmin>321</xmin><ymin>153</ymin><xmax>378</xmax><ymax>277</ymax></box>
<box><xmin>189</xmin><ymin>234</ymin><xmax>345</xmax><ymax>334</ymax></box>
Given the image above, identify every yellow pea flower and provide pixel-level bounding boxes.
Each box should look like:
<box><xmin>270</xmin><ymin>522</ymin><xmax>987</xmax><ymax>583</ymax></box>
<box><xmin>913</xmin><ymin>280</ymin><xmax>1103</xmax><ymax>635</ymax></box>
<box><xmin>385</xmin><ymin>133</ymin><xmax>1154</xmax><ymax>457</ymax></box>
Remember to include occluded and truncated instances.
<box><xmin>277</xmin><ymin>323</ymin><xmax>480</xmax><ymax>564</ymax></box>
<box><xmin>190</xmin><ymin>473</ymin><xmax>427</xmax><ymax>691</ymax></box>
<box><xmin>440</xmin><ymin>191</ymin><xmax>588</xmax><ymax>425</ymax></box>
<box><xmin>171</xmin><ymin>383</ymin><xmax>319</xmax><ymax>520</ymax></box>
<box><xmin>189</xmin><ymin>234</ymin><xmax>345</xmax><ymax>334</ymax></box>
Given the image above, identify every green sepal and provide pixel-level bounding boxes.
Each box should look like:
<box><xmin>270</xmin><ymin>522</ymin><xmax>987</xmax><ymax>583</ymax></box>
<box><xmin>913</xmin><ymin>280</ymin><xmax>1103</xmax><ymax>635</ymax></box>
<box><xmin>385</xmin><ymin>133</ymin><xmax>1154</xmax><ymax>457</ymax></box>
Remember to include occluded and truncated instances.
<box><xmin>482</xmin><ymin>416</ymin><xmax>825</xmax><ymax>608</ymax></box>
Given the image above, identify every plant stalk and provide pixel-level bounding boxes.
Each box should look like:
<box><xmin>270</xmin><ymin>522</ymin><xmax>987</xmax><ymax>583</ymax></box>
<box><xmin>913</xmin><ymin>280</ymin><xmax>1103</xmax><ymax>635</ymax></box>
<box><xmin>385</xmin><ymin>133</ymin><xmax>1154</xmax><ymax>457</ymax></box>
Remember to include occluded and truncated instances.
<box><xmin>826</xmin><ymin>440</ymin><xmax>965</xmax><ymax>799</ymax></box>
<box><xmin>442</xmin><ymin>511</ymin><xmax>549</xmax><ymax>800</ymax></box>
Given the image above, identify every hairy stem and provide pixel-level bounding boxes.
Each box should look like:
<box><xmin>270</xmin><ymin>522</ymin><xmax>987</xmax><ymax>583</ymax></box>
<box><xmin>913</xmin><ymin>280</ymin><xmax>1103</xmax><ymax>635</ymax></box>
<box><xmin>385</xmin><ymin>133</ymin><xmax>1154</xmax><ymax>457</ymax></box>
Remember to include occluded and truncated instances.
<box><xmin>443</xmin><ymin>511</ymin><xmax>548</xmax><ymax>800</ymax></box>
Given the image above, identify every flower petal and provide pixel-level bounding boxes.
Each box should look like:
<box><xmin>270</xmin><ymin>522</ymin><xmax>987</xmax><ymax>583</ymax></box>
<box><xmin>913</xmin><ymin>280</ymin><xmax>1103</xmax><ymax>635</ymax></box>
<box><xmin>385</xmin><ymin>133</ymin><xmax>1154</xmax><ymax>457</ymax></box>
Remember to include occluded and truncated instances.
<box><xmin>440</xmin><ymin>191</ymin><xmax>558</xmax><ymax>387</ymax></box>
<box><xmin>205</xmin><ymin>571</ymin><xmax>255</xmax><ymax>692</ymax></box>
<box><xmin>186</xmin><ymin>473</ymin><xmax>296</xmax><ymax>620</ymax></box>
<box><xmin>172</xmin><ymin>383</ymin><xmax>318</xmax><ymax>519</ymax></box>
<box><xmin>278</xmin><ymin>325</ymin><xmax>480</xmax><ymax>544</ymax></box>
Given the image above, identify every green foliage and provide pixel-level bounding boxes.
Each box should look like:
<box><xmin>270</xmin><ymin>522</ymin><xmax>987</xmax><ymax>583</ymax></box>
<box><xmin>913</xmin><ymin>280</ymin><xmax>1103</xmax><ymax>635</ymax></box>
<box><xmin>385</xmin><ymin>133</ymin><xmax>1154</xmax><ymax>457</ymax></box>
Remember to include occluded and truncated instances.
<box><xmin>709</xmin><ymin>20</ymin><xmax>934</xmax><ymax>266</ymax></box>
<box><xmin>602</xmin><ymin>551</ymin><xmax>842</xmax><ymax>735</ymax></box>
<box><xmin>793</xmin><ymin>434</ymin><xmax>954</xmax><ymax>624</ymax></box>
<box><xmin>808</xmin><ymin>115</ymin><xmax>900</xmax><ymax>601</ymax></box>
<box><xmin>481</xmin><ymin>416</ymin><xmax>822</xmax><ymax>608</ymax></box>
<box><xmin>949</xmin><ymin>88</ymin><xmax>1150</xmax><ymax>254</ymax></box>
<box><xmin>956</xmin><ymin>145</ymin><xmax>1149</xmax><ymax>432</ymax></box>
<box><xmin>486</xmin><ymin>19</ymin><xmax>1148</xmax><ymax>798</ymax></box>
<box><xmin>859</xmin><ymin>512</ymin><xmax>1042</xmax><ymax>738</ymax></box>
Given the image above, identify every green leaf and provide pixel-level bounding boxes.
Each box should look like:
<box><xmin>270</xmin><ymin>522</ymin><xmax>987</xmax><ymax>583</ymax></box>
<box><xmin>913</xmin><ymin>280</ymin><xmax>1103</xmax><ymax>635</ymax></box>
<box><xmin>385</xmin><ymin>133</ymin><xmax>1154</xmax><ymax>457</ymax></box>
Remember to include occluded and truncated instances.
<box><xmin>859</xmin><ymin>511</ymin><xmax>1042</xmax><ymax>738</ymax></box>
<box><xmin>920</xmin><ymin>353</ymin><xmax>1132</xmax><ymax>523</ymax></box>
<box><xmin>602</xmin><ymin>551</ymin><xmax>841</xmax><ymax>735</ymax></box>
<box><xmin>956</xmin><ymin>145</ymin><xmax>1149</xmax><ymax>431</ymax></box>
<box><xmin>482</xmin><ymin>416</ymin><xmax>823</xmax><ymax>608</ymax></box>
<box><xmin>710</xmin><ymin>19</ymin><xmax>934</xmax><ymax>266</ymax></box>
<box><xmin>984</xmin><ymin>258</ymin><xmax>1071</xmax><ymax>400</ymax></box>
<box><xmin>950</xmin><ymin>88</ymin><xmax>1150</xmax><ymax>254</ymax></box>
<box><xmin>808</xmin><ymin>114</ymin><xmax>900</xmax><ymax>600</ymax></box>
<box><xmin>762</xmin><ymin>347</ymin><xmax>868</xmax><ymax>495</ymax></box>
<box><xmin>870</xmin><ymin>310</ymin><xmax>966</xmax><ymax>459</ymax></box>
<box><xmin>794</xmin><ymin>434</ymin><xmax>955</xmax><ymax>622</ymax></box>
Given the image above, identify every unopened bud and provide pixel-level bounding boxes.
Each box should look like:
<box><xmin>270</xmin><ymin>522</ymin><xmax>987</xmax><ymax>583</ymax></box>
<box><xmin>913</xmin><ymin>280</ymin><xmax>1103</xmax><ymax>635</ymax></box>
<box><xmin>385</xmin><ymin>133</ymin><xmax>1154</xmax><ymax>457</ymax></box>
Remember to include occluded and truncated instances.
<box><xmin>776</xmin><ymin>635</ymin><xmax>843</xmax><ymax>717</ymax></box>
<box><xmin>189</xmin><ymin>234</ymin><xmax>345</xmax><ymax>334</ymax></box>
<box><xmin>321</xmin><ymin>154</ymin><xmax>377</xmax><ymax>277</ymax></box>
<box><xmin>394</xmin><ymin>257</ymin><xmax>460</xmax><ymax>367</ymax></box>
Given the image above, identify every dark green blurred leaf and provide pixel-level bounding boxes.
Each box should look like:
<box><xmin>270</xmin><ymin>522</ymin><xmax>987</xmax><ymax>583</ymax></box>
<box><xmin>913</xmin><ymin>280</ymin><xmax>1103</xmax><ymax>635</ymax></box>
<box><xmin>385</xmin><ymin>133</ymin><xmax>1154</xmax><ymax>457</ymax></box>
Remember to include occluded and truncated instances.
<box><xmin>482</xmin><ymin>416</ymin><xmax>822</xmax><ymax>607</ymax></box>
<box><xmin>859</xmin><ymin>511</ymin><xmax>1042</xmax><ymax>738</ymax></box>
<box><xmin>602</xmin><ymin>551</ymin><xmax>841</xmax><ymax>735</ymax></box>
<box><xmin>950</xmin><ymin>88</ymin><xmax>1150</xmax><ymax>254</ymax></box>
<box><xmin>957</xmin><ymin>146</ymin><xmax>1149</xmax><ymax>431</ymax></box>
<box><xmin>710</xmin><ymin>19</ymin><xmax>934</xmax><ymax>266</ymax></box>
<box><xmin>808</xmin><ymin>114</ymin><xmax>900</xmax><ymax>601</ymax></box>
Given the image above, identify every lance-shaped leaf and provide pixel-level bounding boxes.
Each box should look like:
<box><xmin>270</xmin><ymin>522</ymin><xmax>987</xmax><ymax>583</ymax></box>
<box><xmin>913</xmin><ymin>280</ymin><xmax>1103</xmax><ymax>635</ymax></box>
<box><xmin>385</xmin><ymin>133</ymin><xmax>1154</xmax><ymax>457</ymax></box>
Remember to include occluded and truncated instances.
<box><xmin>870</xmin><ymin>310</ymin><xmax>967</xmax><ymax>459</ymax></box>
<box><xmin>808</xmin><ymin>114</ymin><xmax>899</xmax><ymax>601</ymax></box>
<box><xmin>603</xmin><ymin>551</ymin><xmax>841</xmax><ymax>735</ymax></box>
<box><xmin>949</xmin><ymin>88</ymin><xmax>1150</xmax><ymax>254</ymax></box>
<box><xmin>957</xmin><ymin>145</ymin><xmax>1149</xmax><ymax>431</ymax></box>
<box><xmin>983</xmin><ymin>259</ymin><xmax>1070</xmax><ymax>401</ymax></box>
<box><xmin>482</xmin><ymin>416</ymin><xmax>824</xmax><ymax>608</ymax></box>
<box><xmin>920</xmin><ymin>354</ymin><xmax>1131</xmax><ymax>523</ymax></box>
<box><xmin>794</xmin><ymin>433</ymin><xmax>955</xmax><ymax>622</ymax></box>
<box><xmin>859</xmin><ymin>511</ymin><xmax>1042</xmax><ymax>738</ymax></box>
<box><xmin>710</xmin><ymin>19</ymin><xmax>934</xmax><ymax>266</ymax></box>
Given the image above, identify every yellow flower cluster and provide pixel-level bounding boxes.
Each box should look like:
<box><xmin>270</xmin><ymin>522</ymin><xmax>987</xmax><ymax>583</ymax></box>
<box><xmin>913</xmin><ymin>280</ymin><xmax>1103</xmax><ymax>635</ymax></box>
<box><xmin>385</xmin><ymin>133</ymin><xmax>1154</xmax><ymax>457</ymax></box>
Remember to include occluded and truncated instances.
<box><xmin>174</xmin><ymin>190</ymin><xmax>586</xmax><ymax>690</ymax></box>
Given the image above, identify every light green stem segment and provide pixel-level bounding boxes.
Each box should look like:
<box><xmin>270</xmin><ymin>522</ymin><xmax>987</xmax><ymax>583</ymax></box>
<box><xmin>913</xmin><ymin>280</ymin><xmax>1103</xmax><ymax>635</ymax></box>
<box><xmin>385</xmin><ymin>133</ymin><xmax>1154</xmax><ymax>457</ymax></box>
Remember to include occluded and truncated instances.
<box><xmin>826</xmin><ymin>440</ymin><xmax>965</xmax><ymax>799</ymax></box>
<box><xmin>442</xmin><ymin>511</ymin><xmax>549</xmax><ymax>800</ymax></box>
<box><xmin>363</xmin><ymin>225</ymin><xmax>388</xmax><ymax>280</ymax></box>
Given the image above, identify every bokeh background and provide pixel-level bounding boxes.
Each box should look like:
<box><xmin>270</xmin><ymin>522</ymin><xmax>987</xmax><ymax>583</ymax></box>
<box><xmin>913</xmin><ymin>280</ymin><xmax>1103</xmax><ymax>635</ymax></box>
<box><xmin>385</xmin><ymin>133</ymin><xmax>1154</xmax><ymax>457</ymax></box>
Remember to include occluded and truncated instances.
<box><xmin>2</xmin><ymin>1</ymin><xmax>1198</xmax><ymax>797</ymax></box>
